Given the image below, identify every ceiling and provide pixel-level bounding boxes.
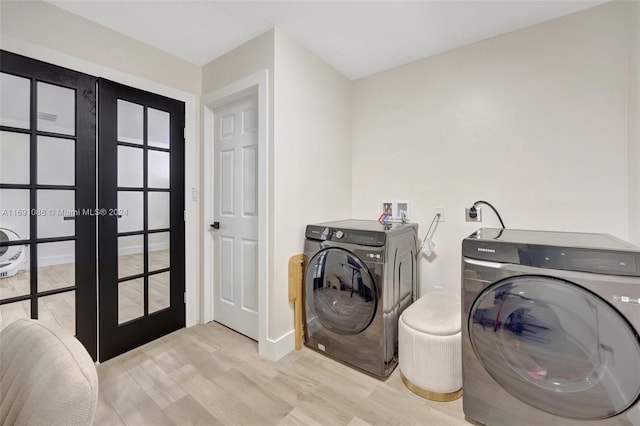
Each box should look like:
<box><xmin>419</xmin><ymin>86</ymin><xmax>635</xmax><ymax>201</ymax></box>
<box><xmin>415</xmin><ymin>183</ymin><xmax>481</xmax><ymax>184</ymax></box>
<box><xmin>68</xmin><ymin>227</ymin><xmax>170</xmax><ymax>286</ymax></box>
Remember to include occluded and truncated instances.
<box><xmin>47</xmin><ymin>0</ymin><xmax>607</xmax><ymax>80</ymax></box>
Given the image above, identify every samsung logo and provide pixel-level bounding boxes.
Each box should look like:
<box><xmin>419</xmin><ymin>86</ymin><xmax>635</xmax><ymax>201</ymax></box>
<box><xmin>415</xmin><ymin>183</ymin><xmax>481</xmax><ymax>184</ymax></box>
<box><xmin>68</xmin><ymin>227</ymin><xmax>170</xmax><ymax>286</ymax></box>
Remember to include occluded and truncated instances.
<box><xmin>477</xmin><ymin>247</ymin><xmax>496</xmax><ymax>253</ymax></box>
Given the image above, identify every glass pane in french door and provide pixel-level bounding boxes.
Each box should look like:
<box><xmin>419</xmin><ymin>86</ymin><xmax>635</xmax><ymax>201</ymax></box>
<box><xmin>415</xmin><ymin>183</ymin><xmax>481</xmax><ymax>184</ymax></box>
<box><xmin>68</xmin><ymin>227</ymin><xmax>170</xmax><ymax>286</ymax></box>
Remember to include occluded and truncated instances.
<box><xmin>0</xmin><ymin>72</ymin><xmax>30</xmax><ymax>129</ymax></box>
<box><xmin>98</xmin><ymin>78</ymin><xmax>184</xmax><ymax>361</ymax></box>
<box><xmin>0</xmin><ymin>51</ymin><xmax>97</xmax><ymax>359</ymax></box>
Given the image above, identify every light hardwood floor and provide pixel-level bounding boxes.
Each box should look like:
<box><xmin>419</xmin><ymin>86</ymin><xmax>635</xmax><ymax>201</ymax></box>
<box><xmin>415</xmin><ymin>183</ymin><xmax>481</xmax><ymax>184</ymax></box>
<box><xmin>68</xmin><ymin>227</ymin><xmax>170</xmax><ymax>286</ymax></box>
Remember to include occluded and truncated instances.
<box><xmin>95</xmin><ymin>322</ymin><xmax>471</xmax><ymax>426</ymax></box>
<box><xmin>0</xmin><ymin>250</ymin><xmax>169</xmax><ymax>332</ymax></box>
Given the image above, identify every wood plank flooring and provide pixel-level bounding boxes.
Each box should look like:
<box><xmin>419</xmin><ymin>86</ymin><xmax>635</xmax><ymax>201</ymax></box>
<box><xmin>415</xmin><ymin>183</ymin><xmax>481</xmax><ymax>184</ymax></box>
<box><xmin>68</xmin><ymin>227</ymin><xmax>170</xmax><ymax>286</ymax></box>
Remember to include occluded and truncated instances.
<box><xmin>0</xmin><ymin>250</ymin><xmax>169</xmax><ymax>333</ymax></box>
<box><xmin>95</xmin><ymin>322</ymin><xmax>471</xmax><ymax>426</ymax></box>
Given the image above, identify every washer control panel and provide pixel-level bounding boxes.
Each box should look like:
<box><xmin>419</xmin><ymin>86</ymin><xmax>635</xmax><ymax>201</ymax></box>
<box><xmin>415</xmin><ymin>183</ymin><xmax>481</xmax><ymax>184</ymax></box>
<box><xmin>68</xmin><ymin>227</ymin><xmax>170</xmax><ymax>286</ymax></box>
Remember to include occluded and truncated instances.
<box><xmin>305</xmin><ymin>225</ymin><xmax>386</xmax><ymax>247</ymax></box>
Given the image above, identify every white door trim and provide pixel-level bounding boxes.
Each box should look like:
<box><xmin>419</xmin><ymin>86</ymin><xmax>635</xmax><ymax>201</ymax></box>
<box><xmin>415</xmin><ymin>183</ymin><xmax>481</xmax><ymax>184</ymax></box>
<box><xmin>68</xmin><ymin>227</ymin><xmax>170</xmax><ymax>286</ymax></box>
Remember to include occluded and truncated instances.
<box><xmin>202</xmin><ymin>70</ymin><xmax>269</xmax><ymax>355</ymax></box>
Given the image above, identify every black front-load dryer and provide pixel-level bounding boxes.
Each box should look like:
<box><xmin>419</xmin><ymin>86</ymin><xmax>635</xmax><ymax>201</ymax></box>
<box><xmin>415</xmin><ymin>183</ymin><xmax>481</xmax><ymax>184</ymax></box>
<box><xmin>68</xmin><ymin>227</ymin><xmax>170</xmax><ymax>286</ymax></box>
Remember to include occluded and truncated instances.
<box><xmin>462</xmin><ymin>228</ymin><xmax>640</xmax><ymax>425</ymax></box>
<box><xmin>303</xmin><ymin>220</ymin><xmax>417</xmax><ymax>378</ymax></box>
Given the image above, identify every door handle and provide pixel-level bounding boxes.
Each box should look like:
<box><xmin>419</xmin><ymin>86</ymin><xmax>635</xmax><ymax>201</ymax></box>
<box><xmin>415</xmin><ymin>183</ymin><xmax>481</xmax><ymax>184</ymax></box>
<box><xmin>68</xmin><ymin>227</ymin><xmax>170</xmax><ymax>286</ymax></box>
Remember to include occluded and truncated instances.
<box><xmin>210</xmin><ymin>222</ymin><xmax>220</xmax><ymax>230</ymax></box>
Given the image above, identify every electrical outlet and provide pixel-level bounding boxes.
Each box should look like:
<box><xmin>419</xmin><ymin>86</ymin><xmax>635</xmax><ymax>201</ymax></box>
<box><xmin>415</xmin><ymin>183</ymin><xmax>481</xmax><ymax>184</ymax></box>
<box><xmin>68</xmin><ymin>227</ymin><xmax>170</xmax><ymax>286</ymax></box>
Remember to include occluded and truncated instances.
<box><xmin>434</xmin><ymin>207</ymin><xmax>445</xmax><ymax>222</ymax></box>
<box><xmin>466</xmin><ymin>207</ymin><xmax>482</xmax><ymax>222</ymax></box>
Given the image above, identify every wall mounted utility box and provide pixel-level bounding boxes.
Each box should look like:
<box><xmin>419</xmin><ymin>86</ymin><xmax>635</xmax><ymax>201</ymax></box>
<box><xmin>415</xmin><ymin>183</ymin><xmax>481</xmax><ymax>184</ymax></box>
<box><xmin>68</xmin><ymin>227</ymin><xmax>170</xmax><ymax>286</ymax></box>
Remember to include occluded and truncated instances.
<box><xmin>380</xmin><ymin>200</ymin><xmax>410</xmax><ymax>220</ymax></box>
<box><xmin>465</xmin><ymin>207</ymin><xmax>482</xmax><ymax>222</ymax></box>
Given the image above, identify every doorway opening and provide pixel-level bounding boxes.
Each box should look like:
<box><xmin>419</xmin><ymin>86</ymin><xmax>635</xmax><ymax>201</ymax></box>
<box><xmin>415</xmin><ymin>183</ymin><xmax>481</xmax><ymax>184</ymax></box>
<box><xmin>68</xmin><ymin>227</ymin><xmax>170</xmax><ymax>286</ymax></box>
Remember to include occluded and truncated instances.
<box><xmin>0</xmin><ymin>51</ymin><xmax>186</xmax><ymax>361</ymax></box>
<box><xmin>202</xmin><ymin>70</ymin><xmax>269</xmax><ymax>357</ymax></box>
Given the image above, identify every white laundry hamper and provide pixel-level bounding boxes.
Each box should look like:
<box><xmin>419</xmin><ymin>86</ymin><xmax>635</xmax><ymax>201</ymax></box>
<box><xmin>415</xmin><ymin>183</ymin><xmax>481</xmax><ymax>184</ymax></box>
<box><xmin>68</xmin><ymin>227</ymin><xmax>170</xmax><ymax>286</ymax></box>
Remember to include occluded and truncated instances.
<box><xmin>398</xmin><ymin>292</ymin><xmax>462</xmax><ymax>401</ymax></box>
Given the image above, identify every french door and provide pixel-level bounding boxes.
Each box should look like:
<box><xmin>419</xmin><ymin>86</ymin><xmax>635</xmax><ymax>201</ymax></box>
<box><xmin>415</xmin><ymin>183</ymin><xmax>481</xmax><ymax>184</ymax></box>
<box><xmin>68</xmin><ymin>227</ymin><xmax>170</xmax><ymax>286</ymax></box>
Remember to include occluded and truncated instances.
<box><xmin>98</xmin><ymin>79</ymin><xmax>185</xmax><ymax>361</ymax></box>
<box><xmin>0</xmin><ymin>51</ymin><xmax>185</xmax><ymax>361</ymax></box>
<box><xmin>0</xmin><ymin>51</ymin><xmax>97</xmax><ymax>358</ymax></box>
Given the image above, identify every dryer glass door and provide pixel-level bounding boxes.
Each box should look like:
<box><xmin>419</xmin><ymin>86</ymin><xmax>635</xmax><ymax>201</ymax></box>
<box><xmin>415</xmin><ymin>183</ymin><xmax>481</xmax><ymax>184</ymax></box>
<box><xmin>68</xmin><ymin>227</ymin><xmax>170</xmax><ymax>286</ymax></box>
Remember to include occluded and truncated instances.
<box><xmin>305</xmin><ymin>247</ymin><xmax>377</xmax><ymax>335</ymax></box>
<box><xmin>469</xmin><ymin>275</ymin><xmax>640</xmax><ymax>420</ymax></box>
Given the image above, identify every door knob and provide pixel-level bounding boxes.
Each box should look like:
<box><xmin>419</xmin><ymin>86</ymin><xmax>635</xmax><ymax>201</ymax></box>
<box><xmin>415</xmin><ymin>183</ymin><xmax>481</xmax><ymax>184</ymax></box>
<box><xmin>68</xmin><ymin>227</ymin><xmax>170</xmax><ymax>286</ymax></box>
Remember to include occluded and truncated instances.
<box><xmin>210</xmin><ymin>222</ymin><xmax>220</xmax><ymax>229</ymax></box>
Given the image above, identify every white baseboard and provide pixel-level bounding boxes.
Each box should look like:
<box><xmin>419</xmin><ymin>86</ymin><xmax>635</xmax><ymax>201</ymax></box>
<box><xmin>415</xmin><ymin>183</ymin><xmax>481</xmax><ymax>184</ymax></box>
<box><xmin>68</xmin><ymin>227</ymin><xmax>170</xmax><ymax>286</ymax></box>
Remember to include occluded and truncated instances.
<box><xmin>118</xmin><ymin>244</ymin><xmax>143</xmax><ymax>257</ymax></box>
<box><xmin>259</xmin><ymin>329</ymin><xmax>295</xmax><ymax>361</ymax></box>
<box><xmin>36</xmin><ymin>253</ymin><xmax>74</xmax><ymax>268</ymax></box>
<box><xmin>29</xmin><ymin>242</ymin><xmax>169</xmax><ymax>269</ymax></box>
<box><xmin>118</xmin><ymin>242</ymin><xmax>169</xmax><ymax>256</ymax></box>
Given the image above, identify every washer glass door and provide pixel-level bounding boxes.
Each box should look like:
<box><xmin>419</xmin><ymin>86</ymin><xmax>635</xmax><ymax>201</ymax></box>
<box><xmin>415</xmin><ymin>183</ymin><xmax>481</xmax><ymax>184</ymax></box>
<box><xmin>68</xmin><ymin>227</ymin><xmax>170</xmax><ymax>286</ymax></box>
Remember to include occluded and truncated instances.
<box><xmin>305</xmin><ymin>247</ymin><xmax>377</xmax><ymax>335</ymax></box>
<box><xmin>469</xmin><ymin>275</ymin><xmax>640</xmax><ymax>420</ymax></box>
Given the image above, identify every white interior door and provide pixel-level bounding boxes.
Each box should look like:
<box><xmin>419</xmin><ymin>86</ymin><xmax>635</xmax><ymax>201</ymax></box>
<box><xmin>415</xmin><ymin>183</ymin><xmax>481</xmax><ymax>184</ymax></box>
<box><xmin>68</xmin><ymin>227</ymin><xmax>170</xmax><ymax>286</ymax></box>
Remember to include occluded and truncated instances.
<box><xmin>212</xmin><ymin>93</ymin><xmax>259</xmax><ymax>340</ymax></box>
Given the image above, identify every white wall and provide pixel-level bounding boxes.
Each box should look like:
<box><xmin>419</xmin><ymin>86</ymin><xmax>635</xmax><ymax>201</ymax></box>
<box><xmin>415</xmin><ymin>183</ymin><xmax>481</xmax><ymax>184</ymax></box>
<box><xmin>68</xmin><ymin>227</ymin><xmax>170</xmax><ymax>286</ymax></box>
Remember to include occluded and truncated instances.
<box><xmin>0</xmin><ymin>0</ymin><xmax>200</xmax><ymax>94</ymax></box>
<box><xmin>201</xmin><ymin>31</ymin><xmax>274</xmax><ymax>95</ymax></box>
<box><xmin>352</xmin><ymin>1</ymin><xmax>634</xmax><ymax>295</ymax></box>
<box><xmin>629</xmin><ymin>1</ymin><xmax>640</xmax><ymax>246</ymax></box>
<box><xmin>272</xmin><ymin>29</ymin><xmax>352</xmax><ymax>341</ymax></box>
